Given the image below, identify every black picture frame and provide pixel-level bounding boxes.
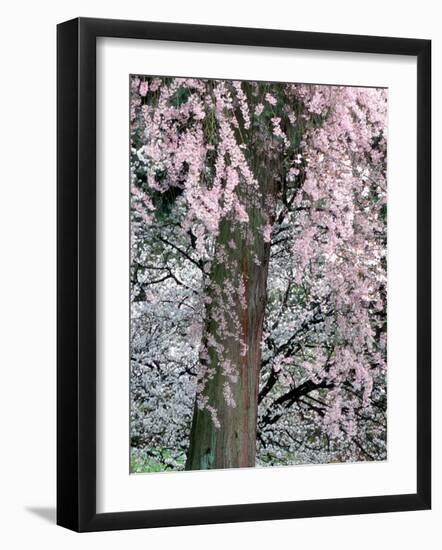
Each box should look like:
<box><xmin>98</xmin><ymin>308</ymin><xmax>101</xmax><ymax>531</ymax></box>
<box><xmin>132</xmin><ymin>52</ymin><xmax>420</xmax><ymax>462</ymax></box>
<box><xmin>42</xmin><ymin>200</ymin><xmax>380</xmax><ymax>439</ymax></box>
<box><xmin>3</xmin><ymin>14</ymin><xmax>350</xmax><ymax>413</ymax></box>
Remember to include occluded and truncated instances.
<box><xmin>57</xmin><ymin>17</ymin><xmax>431</xmax><ymax>532</ymax></box>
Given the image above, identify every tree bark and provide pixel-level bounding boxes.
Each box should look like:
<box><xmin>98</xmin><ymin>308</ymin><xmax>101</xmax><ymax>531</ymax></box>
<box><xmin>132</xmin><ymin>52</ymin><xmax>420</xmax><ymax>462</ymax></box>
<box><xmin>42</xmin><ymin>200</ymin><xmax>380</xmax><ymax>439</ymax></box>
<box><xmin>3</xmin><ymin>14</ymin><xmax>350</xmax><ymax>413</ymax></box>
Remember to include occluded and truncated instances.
<box><xmin>186</xmin><ymin>170</ymin><xmax>276</xmax><ymax>470</ymax></box>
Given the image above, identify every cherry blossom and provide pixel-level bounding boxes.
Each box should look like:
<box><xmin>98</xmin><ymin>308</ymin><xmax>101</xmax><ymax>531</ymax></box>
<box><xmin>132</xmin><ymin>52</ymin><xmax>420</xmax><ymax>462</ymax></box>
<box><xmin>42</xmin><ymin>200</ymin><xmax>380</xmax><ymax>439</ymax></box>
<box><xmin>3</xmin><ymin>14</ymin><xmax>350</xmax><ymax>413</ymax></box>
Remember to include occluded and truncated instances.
<box><xmin>130</xmin><ymin>76</ymin><xmax>387</xmax><ymax>471</ymax></box>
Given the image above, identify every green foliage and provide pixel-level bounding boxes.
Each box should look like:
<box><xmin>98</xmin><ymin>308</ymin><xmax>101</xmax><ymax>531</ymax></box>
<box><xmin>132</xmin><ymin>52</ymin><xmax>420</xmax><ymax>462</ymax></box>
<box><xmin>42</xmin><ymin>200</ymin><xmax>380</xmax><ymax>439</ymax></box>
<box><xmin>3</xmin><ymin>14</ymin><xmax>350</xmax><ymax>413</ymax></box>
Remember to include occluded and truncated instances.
<box><xmin>168</xmin><ymin>86</ymin><xmax>191</xmax><ymax>108</ymax></box>
<box><xmin>258</xmin><ymin>450</ymin><xmax>300</xmax><ymax>467</ymax></box>
<box><xmin>130</xmin><ymin>448</ymin><xmax>186</xmax><ymax>473</ymax></box>
<box><xmin>151</xmin><ymin>186</ymin><xmax>184</xmax><ymax>219</ymax></box>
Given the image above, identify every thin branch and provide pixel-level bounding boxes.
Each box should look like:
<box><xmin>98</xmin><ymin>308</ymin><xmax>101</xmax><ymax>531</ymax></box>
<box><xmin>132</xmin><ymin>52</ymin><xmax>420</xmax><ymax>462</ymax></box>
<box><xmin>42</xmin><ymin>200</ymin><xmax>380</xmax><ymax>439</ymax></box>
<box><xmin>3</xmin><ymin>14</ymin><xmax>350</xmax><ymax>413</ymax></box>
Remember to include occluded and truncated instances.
<box><xmin>157</xmin><ymin>236</ymin><xmax>204</xmax><ymax>271</ymax></box>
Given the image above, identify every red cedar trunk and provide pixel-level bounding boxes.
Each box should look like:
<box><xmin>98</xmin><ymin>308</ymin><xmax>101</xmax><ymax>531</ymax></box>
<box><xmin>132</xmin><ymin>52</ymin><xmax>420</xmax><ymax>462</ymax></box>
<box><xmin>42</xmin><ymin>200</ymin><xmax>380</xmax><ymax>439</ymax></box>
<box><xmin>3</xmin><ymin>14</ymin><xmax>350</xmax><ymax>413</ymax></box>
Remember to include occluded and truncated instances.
<box><xmin>186</xmin><ymin>173</ymin><xmax>276</xmax><ymax>470</ymax></box>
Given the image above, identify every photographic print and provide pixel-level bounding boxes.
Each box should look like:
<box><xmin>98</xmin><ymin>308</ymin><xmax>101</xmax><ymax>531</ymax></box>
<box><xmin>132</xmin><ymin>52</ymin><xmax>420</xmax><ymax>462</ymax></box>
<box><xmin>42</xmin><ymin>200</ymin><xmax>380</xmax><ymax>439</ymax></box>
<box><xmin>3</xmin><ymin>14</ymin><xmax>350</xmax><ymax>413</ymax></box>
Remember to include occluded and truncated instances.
<box><xmin>129</xmin><ymin>76</ymin><xmax>387</xmax><ymax>473</ymax></box>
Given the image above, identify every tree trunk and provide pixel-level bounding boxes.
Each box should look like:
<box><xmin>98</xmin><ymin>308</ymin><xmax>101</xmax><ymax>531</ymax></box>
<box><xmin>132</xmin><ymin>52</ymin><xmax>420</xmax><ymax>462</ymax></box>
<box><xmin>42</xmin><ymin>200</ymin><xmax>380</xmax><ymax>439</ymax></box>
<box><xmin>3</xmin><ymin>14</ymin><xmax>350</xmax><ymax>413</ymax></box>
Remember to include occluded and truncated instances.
<box><xmin>186</xmin><ymin>171</ymin><xmax>276</xmax><ymax>470</ymax></box>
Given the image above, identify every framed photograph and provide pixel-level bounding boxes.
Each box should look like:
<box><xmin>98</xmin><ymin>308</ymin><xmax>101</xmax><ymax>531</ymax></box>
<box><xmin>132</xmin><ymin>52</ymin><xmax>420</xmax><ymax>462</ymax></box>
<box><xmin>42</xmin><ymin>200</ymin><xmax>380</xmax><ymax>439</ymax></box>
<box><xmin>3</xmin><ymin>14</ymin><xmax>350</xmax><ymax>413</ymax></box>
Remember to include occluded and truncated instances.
<box><xmin>57</xmin><ymin>17</ymin><xmax>431</xmax><ymax>532</ymax></box>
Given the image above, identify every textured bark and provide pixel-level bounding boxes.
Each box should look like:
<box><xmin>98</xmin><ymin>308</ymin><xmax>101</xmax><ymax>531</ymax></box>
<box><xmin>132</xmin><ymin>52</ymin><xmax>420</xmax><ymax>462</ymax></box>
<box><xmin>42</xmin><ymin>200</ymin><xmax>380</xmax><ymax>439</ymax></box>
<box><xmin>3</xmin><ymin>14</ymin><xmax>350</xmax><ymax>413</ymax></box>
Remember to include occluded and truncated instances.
<box><xmin>186</xmin><ymin>165</ymin><xmax>277</xmax><ymax>470</ymax></box>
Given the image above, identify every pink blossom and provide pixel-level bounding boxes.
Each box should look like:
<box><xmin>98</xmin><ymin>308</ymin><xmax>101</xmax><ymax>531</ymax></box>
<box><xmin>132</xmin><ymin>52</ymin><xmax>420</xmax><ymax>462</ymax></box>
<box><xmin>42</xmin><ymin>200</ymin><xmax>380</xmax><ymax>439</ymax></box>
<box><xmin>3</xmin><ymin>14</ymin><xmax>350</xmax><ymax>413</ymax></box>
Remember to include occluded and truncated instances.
<box><xmin>255</xmin><ymin>103</ymin><xmax>264</xmax><ymax>116</ymax></box>
<box><xmin>139</xmin><ymin>80</ymin><xmax>148</xmax><ymax>97</ymax></box>
<box><xmin>265</xmin><ymin>93</ymin><xmax>277</xmax><ymax>106</ymax></box>
<box><xmin>263</xmin><ymin>223</ymin><xmax>272</xmax><ymax>243</ymax></box>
